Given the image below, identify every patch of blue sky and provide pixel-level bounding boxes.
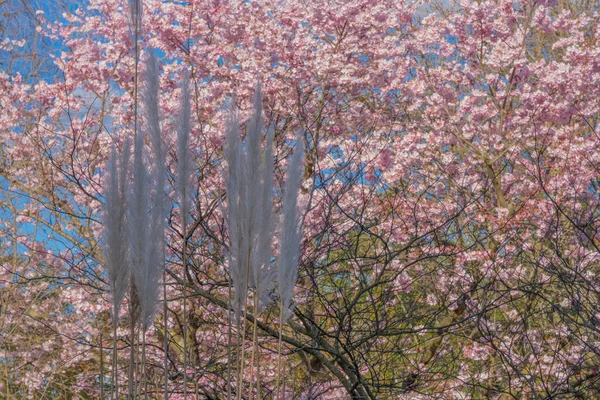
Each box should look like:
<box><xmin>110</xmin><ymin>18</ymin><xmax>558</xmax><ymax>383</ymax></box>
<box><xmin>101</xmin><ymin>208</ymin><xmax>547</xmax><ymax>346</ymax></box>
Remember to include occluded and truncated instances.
<box><xmin>445</xmin><ymin>34</ymin><xmax>458</xmax><ymax>44</ymax></box>
<box><xmin>0</xmin><ymin>1</ymin><xmax>88</xmax><ymax>82</ymax></box>
<box><xmin>0</xmin><ymin>198</ymin><xmax>83</xmax><ymax>291</ymax></box>
<box><xmin>1</xmin><ymin>89</ymin><xmax>103</xmax><ymax>286</ymax></box>
<box><xmin>356</xmin><ymin>53</ymin><xmax>370</xmax><ymax>65</ymax></box>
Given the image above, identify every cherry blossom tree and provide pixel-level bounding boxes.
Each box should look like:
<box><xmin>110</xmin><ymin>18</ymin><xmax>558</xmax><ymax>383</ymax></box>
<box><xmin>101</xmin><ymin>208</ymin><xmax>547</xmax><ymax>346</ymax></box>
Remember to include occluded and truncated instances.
<box><xmin>1</xmin><ymin>0</ymin><xmax>600</xmax><ymax>398</ymax></box>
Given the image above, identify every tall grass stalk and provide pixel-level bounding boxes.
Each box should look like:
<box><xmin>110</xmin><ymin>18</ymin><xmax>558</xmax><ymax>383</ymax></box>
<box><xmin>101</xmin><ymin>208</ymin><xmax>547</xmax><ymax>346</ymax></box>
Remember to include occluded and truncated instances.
<box><xmin>127</xmin><ymin>0</ymin><xmax>142</xmax><ymax>395</ymax></box>
<box><xmin>275</xmin><ymin>130</ymin><xmax>305</xmax><ymax>399</ymax></box>
<box><xmin>250</xmin><ymin>125</ymin><xmax>275</xmax><ymax>400</ymax></box>
<box><xmin>223</xmin><ymin>101</ymin><xmax>243</xmax><ymax>399</ymax></box>
<box><xmin>129</xmin><ymin>282</ymin><xmax>140</xmax><ymax>399</ymax></box>
<box><xmin>237</xmin><ymin>280</ymin><xmax>249</xmax><ymax>400</ymax></box>
<box><xmin>176</xmin><ymin>68</ymin><xmax>193</xmax><ymax>400</ymax></box>
<box><xmin>226</xmin><ymin>278</ymin><xmax>234</xmax><ymax>400</ymax></box>
<box><xmin>139</xmin><ymin>49</ymin><xmax>166</xmax><ymax>335</ymax></box>
<box><xmin>128</xmin><ymin>48</ymin><xmax>167</xmax><ymax>399</ymax></box>
<box><xmin>249</xmin><ymin>294</ymin><xmax>259</xmax><ymax>399</ymax></box>
<box><xmin>276</xmin><ymin>297</ymin><xmax>284</xmax><ymax>400</ymax></box>
<box><xmin>225</xmin><ymin>81</ymin><xmax>277</xmax><ymax>400</ymax></box>
<box><xmin>162</xmin><ymin>270</ymin><xmax>168</xmax><ymax>399</ymax></box>
<box><xmin>101</xmin><ymin>137</ymin><xmax>131</xmax><ymax>400</ymax></box>
<box><xmin>100</xmin><ymin>330</ymin><xmax>104</xmax><ymax>399</ymax></box>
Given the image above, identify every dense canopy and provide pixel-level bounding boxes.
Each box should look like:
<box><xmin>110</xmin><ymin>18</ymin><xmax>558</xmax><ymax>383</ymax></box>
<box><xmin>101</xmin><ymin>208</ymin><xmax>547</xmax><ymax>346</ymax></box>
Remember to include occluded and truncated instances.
<box><xmin>1</xmin><ymin>0</ymin><xmax>600</xmax><ymax>398</ymax></box>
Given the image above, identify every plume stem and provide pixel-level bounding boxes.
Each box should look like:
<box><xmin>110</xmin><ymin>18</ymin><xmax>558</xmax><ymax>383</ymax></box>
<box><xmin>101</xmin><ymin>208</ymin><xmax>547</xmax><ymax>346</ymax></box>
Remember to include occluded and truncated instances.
<box><xmin>113</xmin><ymin>312</ymin><xmax>119</xmax><ymax>400</ymax></box>
<box><xmin>100</xmin><ymin>330</ymin><xmax>104</xmax><ymax>400</ymax></box>
<box><xmin>226</xmin><ymin>279</ymin><xmax>233</xmax><ymax>400</ymax></box>
<box><xmin>276</xmin><ymin>300</ymin><xmax>284</xmax><ymax>400</ymax></box>
<box><xmin>142</xmin><ymin>330</ymin><xmax>147</xmax><ymax>399</ymax></box>
<box><xmin>128</xmin><ymin>0</ymin><xmax>141</xmax><ymax>395</ymax></box>
<box><xmin>128</xmin><ymin>284</ymin><xmax>137</xmax><ymax>400</ymax></box>
<box><xmin>182</xmin><ymin>220</ymin><xmax>189</xmax><ymax>400</ymax></box>
<box><xmin>250</xmin><ymin>294</ymin><xmax>261</xmax><ymax>400</ymax></box>
<box><xmin>176</xmin><ymin>67</ymin><xmax>193</xmax><ymax>400</ymax></box>
<box><xmin>163</xmin><ymin>269</ymin><xmax>168</xmax><ymax>400</ymax></box>
<box><xmin>236</xmin><ymin>258</ymin><xmax>250</xmax><ymax>400</ymax></box>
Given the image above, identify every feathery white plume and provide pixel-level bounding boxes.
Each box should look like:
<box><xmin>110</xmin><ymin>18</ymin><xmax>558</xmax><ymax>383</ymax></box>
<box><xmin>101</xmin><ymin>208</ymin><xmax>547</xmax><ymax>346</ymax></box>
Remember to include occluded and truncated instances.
<box><xmin>244</xmin><ymin>82</ymin><xmax>262</xmax><ymax>290</ymax></box>
<box><xmin>225</xmin><ymin>81</ymin><xmax>277</xmax><ymax>320</ymax></box>
<box><xmin>102</xmin><ymin>140</ymin><xmax>131</xmax><ymax>326</ymax></box>
<box><xmin>128</xmin><ymin>127</ymin><xmax>153</xmax><ymax>331</ymax></box>
<box><xmin>176</xmin><ymin>68</ymin><xmax>194</xmax><ymax>221</ymax></box>
<box><xmin>224</xmin><ymin>105</ymin><xmax>247</xmax><ymax>321</ymax></box>
<box><xmin>143</xmin><ymin>50</ymin><xmax>168</xmax><ymax>227</ymax></box>
<box><xmin>277</xmin><ymin>130</ymin><xmax>305</xmax><ymax>322</ymax></box>
<box><xmin>253</xmin><ymin>125</ymin><xmax>276</xmax><ymax>310</ymax></box>
<box><xmin>128</xmin><ymin>49</ymin><xmax>167</xmax><ymax>332</ymax></box>
<box><xmin>246</xmin><ymin>81</ymin><xmax>265</xmax><ymax>287</ymax></box>
<box><xmin>146</xmin><ymin>52</ymin><xmax>167</xmax><ymax>334</ymax></box>
<box><xmin>143</xmin><ymin>50</ymin><xmax>164</xmax><ymax>173</ymax></box>
<box><xmin>128</xmin><ymin>0</ymin><xmax>142</xmax><ymax>40</ymax></box>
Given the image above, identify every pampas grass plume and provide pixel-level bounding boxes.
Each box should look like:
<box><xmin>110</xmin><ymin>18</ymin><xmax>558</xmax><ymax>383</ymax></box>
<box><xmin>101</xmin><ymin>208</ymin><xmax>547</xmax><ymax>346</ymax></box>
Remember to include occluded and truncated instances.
<box><xmin>277</xmin><ymin>130</ymin><xmax>305</xmax><ymax>321</ymax></box>
<box><xmin>177</xmin><ymin>68</ymin><xmax>194</xmax><ymax>221</ymax></box>
<box><xmin>128</xmin><ymin>49</ymin><xmax>167</xmax><ymax>332</ymax></box>
<box><xmin>224</xmin><ymin>104</ymin><xmax>247</xmax><ymax>321</ymax></box>
<box><xmin>225</xmin><ymin>81</ymin><xmax>277</xmax><ymax>320</ymax></box>
<box><xmin>128</xmin><ymin>0</ymin><xmax>142</xmax><ymax>38</ymax></box>
<box><xmin>102</xmin><ymin>140</ymin><xmax>131</xmax><ymax>326</ymax></box>
<box><xmin>128</xmin><ymin>127</ymin><xmax>153</xmax><ymax>329</ymax></box>
<box><xmin>253</xmin><ymin>125</ymin><xmax>276</xmax><ymax>310</ymax></box>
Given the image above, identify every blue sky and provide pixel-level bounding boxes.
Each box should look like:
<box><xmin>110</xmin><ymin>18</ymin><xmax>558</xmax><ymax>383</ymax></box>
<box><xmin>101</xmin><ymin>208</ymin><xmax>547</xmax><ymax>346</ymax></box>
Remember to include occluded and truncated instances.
<box><xmin>0</xmin><ymin>0</ymin><xmax>86</xmax><ymax>81</ymax></box>
<box><xmin>0</xmin><ymin>0</ymin><xmax>90</xmax><ymax>278</ymax></box>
